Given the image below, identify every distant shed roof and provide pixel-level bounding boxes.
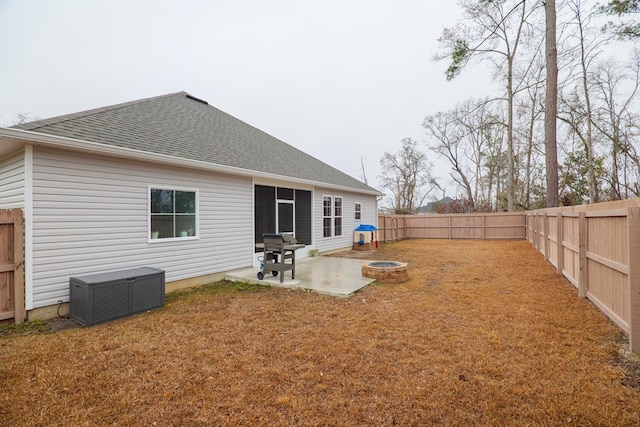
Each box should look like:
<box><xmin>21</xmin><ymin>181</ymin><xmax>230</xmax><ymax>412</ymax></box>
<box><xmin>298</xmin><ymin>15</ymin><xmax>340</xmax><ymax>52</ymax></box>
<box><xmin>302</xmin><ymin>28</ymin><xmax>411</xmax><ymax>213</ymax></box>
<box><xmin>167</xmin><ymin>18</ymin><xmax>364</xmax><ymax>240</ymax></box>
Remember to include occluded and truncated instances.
<box><xmin>13</xmin><ymin>92</ymin><xmax>379</xmax><ymax>194</ymax></box>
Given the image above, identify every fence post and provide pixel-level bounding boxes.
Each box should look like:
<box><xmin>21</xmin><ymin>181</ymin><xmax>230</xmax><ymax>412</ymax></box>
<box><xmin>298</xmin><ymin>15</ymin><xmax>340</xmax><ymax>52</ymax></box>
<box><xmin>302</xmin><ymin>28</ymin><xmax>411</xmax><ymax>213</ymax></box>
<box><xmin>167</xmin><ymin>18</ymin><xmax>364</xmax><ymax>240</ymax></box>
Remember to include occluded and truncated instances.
<box><xmin>404</xmin><ymin>215</ymin><xmax>408</xmax><ymax>239</ymax></box>
<box><xmin>393</xmin><ymin>216</ymin><xmax>397</xmax><ymax>241</ymax></box>
<box><xmin>13</xmin><ymin>212</ymin><xmax>25</xmax><ymax>324</ymax></box>
<box><xmin>543</xmin><ymin>213</ymin><xmax>549</xmax><ymax>262</ymax></box>
<box><xmin>627</xmin><ymin>207</ymin><xmax>640</xmax><ymax>353</ymax></box>
<box><xmin>530</xmin><ymin>214</ymin><xmax>535</xmax><ymax>247</ymax></box>
<box><xmin>482</xmin><ymin>213</ymin><xmax>486</xmax><ymax>240</ymax></box>
<box><xmin>391</xmin><ymin>216</ymin><xmax>395</xmax><ymax>241</ymax></box>
<box><xmin>383</xmin><ymin>215</ymin><xmax>387</xmax><ymax>243</ymax></box>
<box><xmin>534</xmin><ymin>213</ymin><xmax>540</xmax><ymax>250</ymax></box>
<box><xmin>537</xmin><ymin>214</ymin><xmax>542</xmax><ymax>250</ymax></box>
<box><xmin>578</xmin><ymin>211</ymin><xmax>587</xmax><ymax>299</ymax></box>
<box><xmin>556</xmin><ymin>212</ymin><xmax>564</xmax><ymax>275</ymax></box>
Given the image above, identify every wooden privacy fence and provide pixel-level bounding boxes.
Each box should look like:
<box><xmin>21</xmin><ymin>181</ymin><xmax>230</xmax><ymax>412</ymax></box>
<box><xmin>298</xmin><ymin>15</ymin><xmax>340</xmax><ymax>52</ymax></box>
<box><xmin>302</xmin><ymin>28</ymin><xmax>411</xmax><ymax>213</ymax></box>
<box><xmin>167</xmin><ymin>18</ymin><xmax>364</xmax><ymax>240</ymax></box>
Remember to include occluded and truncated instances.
<box><xmin>526</xmin><ymin>199</ymin><xmax>640</xmax><ymax>354</ymax></box>
<box><xmin>0</xmin><ymin>209</ymin><xmax>25</xmax><ymax>324</ymax></box>
<box><xmin>378</xmin><ymin>212</ymin><xmax>527</xmax><ymax>242</ymax></box>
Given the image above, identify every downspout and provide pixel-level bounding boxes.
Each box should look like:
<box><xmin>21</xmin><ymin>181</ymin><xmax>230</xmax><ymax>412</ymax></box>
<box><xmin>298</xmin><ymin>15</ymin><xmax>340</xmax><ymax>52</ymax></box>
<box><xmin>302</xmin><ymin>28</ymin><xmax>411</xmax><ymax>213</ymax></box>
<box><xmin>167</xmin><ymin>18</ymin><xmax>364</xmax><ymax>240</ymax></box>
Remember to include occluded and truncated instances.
<box><xmin>24</xmin><ymin>144</ymin><xmax>33</xmax><ymax>310</ymax></box>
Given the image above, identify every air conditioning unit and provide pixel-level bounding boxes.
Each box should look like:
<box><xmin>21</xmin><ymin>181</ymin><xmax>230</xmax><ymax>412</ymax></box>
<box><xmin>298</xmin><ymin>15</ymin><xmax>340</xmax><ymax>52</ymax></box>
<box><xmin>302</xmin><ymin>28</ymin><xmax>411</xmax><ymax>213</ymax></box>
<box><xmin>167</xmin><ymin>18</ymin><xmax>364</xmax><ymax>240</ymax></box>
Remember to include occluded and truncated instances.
<box><xmin>69</xmin><ymin>267</ymin><xmax>165</xmax><ymax>326</ymax></box>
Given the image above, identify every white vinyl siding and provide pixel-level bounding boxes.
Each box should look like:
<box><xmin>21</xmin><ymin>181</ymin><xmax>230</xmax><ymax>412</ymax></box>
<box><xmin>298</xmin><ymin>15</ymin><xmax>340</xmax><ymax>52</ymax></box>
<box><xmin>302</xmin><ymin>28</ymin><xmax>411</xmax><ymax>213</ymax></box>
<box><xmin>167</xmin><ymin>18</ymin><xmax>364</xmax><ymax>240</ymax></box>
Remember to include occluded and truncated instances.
<box><xmin>359</xmin><ymin>197</ymin><xmax>377</xmax><ymax>226</ymax></box>
<box><xmin>31</xmin><ymin>147</ymin><xmax>253</xmax><ymax>308</ymax></box>
<box><xmin>313</xmin><ymin>189</ymin><xmax>377</xmax><ymax>253</ymax></box>
<box><xmin>0</xmin><ymin>149</ymin><xmax>25</xmax><ymax>208</ymax></box>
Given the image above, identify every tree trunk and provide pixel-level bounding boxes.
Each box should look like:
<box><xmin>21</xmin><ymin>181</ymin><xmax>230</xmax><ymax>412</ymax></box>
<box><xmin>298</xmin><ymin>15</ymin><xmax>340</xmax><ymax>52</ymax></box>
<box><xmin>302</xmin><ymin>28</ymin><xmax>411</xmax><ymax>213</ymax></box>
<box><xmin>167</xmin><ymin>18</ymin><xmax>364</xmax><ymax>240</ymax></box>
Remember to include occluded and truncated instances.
<box><xmin>507</xmin><ymin>61</ymin><xmax>516</xmax><ymax>212</ymax></box>
<box><xmin>574</xmin><ymin>0</ymin><xmax>597</xmax><ymax>203</ymax></box>
<box><xmin>523</xmin><ymin>88</ymin><xmax>537</xmax><ymax>209</ymax></box>
<box><xmin>545</xmin><ymin>0</ymin><xmax>559</xmax><ymax>207</ymax></box>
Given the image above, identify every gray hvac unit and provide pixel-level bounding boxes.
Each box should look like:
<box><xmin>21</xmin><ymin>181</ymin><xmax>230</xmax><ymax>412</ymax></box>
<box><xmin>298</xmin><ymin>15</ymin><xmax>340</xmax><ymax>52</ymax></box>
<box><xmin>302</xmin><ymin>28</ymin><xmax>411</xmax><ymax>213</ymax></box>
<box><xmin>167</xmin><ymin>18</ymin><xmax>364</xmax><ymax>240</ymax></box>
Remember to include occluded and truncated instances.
<box><xmin>69</xmin><ymin>267</ymin><xmax>165</xmax><ymax>326</ymax></box>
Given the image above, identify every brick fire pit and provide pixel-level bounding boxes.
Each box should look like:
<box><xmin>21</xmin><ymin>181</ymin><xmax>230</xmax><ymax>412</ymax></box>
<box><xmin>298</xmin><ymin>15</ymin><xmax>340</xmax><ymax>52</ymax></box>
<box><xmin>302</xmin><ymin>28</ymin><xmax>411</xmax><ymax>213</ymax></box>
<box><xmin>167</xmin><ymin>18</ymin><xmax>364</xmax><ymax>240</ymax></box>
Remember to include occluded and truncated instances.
<box><xmin>361</xmin><ymin>261</ymin><xmax>409</xmax><ymax>283</ymax></box>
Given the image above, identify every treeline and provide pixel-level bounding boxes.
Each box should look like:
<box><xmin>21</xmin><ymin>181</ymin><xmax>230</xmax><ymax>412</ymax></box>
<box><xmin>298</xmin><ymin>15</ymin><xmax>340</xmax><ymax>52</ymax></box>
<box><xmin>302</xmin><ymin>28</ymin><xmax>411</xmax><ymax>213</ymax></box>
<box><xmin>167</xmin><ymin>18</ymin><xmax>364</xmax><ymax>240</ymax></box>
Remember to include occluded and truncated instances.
<box><xmin>381</xmin><ymin>0</ymin><xmax>640</xmax><ymax>213</ymax></box>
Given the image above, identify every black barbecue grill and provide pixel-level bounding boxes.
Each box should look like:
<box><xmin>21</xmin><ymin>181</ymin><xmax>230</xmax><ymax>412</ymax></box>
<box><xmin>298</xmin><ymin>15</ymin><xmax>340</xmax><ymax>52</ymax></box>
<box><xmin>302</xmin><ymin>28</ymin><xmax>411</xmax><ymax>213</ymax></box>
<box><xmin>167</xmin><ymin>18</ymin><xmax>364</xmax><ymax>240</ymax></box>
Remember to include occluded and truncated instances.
<box><xmin>258</xmin><ymin>233</ymin><xmax>304</xmax><ymax>283</ymax></box>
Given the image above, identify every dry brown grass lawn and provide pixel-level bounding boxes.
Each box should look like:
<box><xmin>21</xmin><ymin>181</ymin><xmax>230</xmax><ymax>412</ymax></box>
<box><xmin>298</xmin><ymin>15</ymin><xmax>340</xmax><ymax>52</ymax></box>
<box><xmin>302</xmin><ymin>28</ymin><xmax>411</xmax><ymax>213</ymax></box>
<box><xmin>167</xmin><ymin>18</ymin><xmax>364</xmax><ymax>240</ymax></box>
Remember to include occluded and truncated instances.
<box><xmin>2</xmin><ymin>239</ymin><xmax>640</xmax><ymax>426</ymax></box>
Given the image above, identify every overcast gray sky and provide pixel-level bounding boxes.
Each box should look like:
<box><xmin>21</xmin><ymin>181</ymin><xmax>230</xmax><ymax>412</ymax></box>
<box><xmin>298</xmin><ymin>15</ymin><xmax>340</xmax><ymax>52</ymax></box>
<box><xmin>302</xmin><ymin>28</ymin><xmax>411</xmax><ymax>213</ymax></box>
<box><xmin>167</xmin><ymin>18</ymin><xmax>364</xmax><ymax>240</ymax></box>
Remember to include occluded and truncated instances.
<box><xmin>0</xmin><ymin>0</ymin><xmax>496</xmax><ymax>201</ymax></box>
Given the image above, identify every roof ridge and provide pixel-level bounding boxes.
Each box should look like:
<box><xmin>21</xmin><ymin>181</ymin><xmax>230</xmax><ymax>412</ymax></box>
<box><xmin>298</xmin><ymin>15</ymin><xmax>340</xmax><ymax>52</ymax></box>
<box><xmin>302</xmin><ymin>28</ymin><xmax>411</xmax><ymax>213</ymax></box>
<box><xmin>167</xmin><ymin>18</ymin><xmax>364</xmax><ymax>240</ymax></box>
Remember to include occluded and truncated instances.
<box><xmin>12</xmin><ymin>91</ymin><xmax>189</xmax><ymax>131</ymax></box>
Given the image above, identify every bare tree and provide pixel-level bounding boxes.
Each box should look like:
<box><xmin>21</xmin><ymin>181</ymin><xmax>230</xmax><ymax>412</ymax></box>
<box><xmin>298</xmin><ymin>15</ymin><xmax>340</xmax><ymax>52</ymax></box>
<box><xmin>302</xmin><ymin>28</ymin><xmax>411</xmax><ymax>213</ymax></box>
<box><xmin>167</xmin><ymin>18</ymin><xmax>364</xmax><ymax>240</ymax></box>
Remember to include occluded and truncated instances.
<box><xmin>2</xmin><ymin>113</ymin><xmax>40</xmax><ymax>127</ymax></box>
<box><xmin>423</xmin><ymin>110</ymin><xmax>476</xmax><ymax>210</ymax></box>
<box><xmin>378</xmin><ymin>138</ymin><xmax>436</xmax><ymax>214</ymax></box>
<box><xmin>483</xmin><ymin>120</ymin><xmax>509</xmax><ymax>210</ymax></box>
<box><xmin>435</xmin><ymin>0</ymin><xmax>543</xmax><ymax>211</ymax></box>
<box><xmin>572</xmin><ymin>0</ymin><xmax>597</xmax><ymax>203</ymax></box>
<box><xmin>424</xmin><ymin>100</ymin><xmax>508</xmax><ymax>211</ymax></box>
<box><xmin>513</xmin><ymin>40</ymin><xmax>545</xmax><ymax>209</ymax></box>
<box><xmin>360</xmin><ymin>157</ymin><xmax>368</xmax><ymax>185</ymax></box>
<box><xmin>591</xmin><ymin>51</ymin><xmax>640</xmax><ymax>199</ymax></box>
<box><xmin>458</xmin><ymin>99</ymin><xmax>508</xmax><ymax>210</ymax></box>
<box><xmin>557</xmin><ymin>0</ymin><xmax>616</xmax><ymax>203</ymax></box>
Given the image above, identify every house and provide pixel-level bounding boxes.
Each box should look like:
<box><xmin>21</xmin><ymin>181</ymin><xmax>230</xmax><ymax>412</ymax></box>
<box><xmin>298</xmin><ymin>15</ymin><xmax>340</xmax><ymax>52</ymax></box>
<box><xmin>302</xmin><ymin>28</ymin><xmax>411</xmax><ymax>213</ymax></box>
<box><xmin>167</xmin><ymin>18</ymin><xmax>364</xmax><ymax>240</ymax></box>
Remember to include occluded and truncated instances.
<box><xmin>0</xmin><ymin>92</ymin><xmax>382</xmax><ymax>319</ymax></box>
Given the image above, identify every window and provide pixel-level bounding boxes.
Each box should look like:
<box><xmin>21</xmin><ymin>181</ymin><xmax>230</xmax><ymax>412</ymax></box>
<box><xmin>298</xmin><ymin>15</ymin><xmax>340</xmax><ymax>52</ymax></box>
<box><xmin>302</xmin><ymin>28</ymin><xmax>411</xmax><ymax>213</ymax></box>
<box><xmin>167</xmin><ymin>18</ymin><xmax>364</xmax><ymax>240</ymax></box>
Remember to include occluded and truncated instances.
<box><xmin>334</xmin><ymin>197</ymin><xmax>343</xmax><ymax>236</ymax></box>
<box><xmin>322</xmin><ymin>195</ymin><xmax>343</xmax><ymax>238</ymax></box>
<box><xmin>355</xmin><ymin>203</ymin><xmax>362</xmax><ymax>220</ymax></box>
<box><xmin>150</xmin><ymin>188</ymin><xmax>197</xmax><ymax>240</ymax></box>
<box><xmin>323</xmin><ymin>196</ymin><xmax>332</xmax><ymax>238</ymax></box>
<box><xmin>276</xmin><ymin>187</ymin><xmax>294</xmax><ymax>200</ymax></box>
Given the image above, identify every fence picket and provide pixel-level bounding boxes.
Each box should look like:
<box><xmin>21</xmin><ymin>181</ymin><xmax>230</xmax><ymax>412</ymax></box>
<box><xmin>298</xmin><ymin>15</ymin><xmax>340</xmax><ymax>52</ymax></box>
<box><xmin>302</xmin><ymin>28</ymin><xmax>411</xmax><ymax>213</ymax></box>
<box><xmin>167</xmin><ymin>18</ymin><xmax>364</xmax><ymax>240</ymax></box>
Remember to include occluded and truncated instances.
<box><xmin>378</xmin><ymin>212</ymin><xmax>526</xmax><ymax>241</ymax></box>
<box><xmin>0</xmin><ymin>209</ymin><xmax>25</xmax><ymax>324</ymax></box>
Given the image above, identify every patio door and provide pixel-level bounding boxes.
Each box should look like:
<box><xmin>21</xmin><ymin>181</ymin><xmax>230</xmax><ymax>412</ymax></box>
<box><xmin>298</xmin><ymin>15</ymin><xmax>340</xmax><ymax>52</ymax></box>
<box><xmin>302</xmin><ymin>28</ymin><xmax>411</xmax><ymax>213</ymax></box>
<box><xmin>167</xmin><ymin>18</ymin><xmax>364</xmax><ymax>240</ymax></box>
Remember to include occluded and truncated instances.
<box><xmin>277</xmin><ymin>201</ymin><xmax>294</xmax><ymax>234</ymax></box>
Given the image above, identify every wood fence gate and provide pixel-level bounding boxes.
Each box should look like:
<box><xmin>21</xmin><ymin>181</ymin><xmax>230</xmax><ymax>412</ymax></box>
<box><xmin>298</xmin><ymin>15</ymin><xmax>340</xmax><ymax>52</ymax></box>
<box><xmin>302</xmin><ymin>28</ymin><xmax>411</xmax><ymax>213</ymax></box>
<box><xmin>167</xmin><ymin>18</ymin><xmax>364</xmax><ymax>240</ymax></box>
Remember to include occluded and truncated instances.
<box><xmin>0</xmin><ymin>209</ymin><xmax>25</xmax><ymax>324</ymax></box>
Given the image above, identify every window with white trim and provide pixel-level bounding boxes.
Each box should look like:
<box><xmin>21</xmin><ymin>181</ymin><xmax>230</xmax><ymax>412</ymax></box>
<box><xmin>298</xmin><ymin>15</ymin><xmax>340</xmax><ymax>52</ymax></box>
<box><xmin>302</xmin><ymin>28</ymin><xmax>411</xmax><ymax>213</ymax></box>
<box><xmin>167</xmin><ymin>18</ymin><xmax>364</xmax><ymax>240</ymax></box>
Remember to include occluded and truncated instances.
<box><xmin>323</xmin><ymin>196</ymin><xmax>332</xmax><ymax>238</ymax></box>
<box><xmin>355</xmin><ymin>203</ymin><xmax>362</xmax><ymax>220</ymax></box>
<box><xmin>334</xmin><ymin>197</ymin><xmax>343</xmax><ymax>236</ymax></box>
<box><xmin>150</xmin><ymin>188</ymin><xmax>197</xmax><ymax>240</ymax></box>
<box><xmin>322</xmin><ymin>195</ymin><xmax>344</xmax><ymax>238</ymax></box>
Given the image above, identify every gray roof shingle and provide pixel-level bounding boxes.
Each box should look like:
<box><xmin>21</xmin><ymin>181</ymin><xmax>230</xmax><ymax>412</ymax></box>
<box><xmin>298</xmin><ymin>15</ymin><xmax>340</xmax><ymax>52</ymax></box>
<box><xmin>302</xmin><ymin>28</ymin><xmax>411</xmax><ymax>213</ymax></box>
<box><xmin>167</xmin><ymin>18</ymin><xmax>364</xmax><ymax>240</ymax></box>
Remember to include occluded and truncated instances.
<box><xmin>13</xmin><ymin>92</ymin><xmax>379</xmax><ymax>194</ymax></box>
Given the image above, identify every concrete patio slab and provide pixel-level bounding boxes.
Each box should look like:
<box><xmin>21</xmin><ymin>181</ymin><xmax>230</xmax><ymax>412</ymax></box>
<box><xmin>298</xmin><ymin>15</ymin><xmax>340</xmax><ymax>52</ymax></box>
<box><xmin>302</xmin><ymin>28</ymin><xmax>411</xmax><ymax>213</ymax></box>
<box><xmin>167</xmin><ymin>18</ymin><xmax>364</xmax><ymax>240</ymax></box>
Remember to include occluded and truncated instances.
<box><xmin>224</xmin><ymin>256</ymin><xmax>376</xmax><ymax>297</ymax></box>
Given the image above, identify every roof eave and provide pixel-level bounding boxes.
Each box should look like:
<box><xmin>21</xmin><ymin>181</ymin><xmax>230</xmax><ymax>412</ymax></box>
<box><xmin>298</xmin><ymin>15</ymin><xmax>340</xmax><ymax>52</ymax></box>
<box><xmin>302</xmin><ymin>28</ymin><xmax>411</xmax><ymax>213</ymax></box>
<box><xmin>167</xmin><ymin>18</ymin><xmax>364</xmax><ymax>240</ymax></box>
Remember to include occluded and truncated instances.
<box><xmin>0</xmin><ymin>127</ymin><xmax>383</xmax><ymax>197</ymax></box>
